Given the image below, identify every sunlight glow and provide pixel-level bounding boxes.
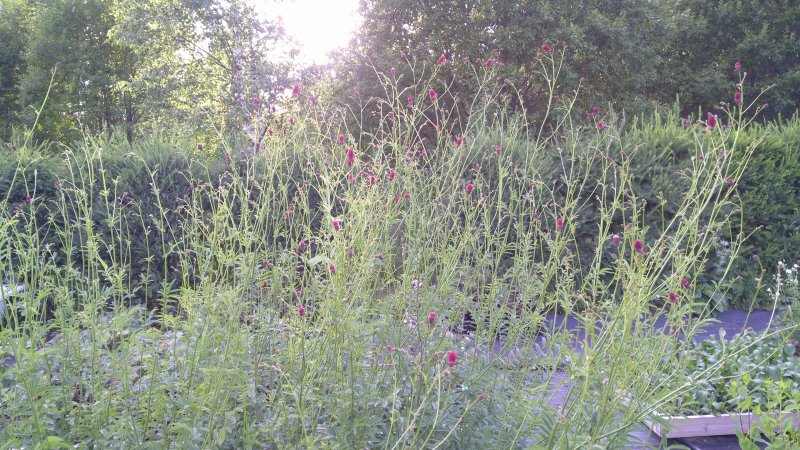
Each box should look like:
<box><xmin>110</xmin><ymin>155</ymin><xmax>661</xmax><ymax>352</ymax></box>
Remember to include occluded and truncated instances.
<box><xmin>255</xmin><ymin>0</ymin><xmax>362</xmax><ymax>65</ymax></box>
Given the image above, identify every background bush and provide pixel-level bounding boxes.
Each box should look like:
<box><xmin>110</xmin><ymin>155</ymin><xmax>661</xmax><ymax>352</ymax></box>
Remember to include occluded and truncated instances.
<box><xmin>4</xmin><ymin>110</ymin><xmax>798</xmax><ymax>312</ymax></box>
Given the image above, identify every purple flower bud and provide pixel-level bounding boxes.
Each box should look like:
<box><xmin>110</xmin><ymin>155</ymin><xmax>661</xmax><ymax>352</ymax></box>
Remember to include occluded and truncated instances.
<box><xmin>428</xmin><ymin>311</ymin><xmax>437</xmax><ymax>325</ymax></box>
<box><xmin>707</xmin><ymin>113</ymin><xmax>717</xmax><ymax>130</ymax></box>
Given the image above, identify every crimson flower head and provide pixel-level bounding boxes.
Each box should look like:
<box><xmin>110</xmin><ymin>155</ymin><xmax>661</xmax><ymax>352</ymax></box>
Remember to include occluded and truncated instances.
<box><xmin>296</xmin><ymin>289</ymin><xmax>302</xmax><ymax>297</ymax></box>
<box><xmin>612</xmin><ymin>234</ymin><xmax>621</xmax><ymax>247</ymax></box>
<box><xmin>346</xmin><ymin>146</ymin><xmax>355</xmax><ymax>168</ymax></box>
<box><xmin>592</xmin><ymin>105</ymin><xmax>600</xmax><ymax>116</ymax></box>
<box><xmin>707</xmin><ymin>113</ymin><xmax>717</xmax><ymax>130</ymax></box>
<box><xmin>447</xmin><ymin>351</ymin><xmax>457</xmax><ymax>367</ymax></box>
<box><xmin>338</xmin><ymin>134</ymin><xmax>345</xmax><ymax>145</ymax></box>
<box><xmin>597</xmin><ymin>121</ymin><xmax>605</xmax><ymax>131</ymax></box>
<box><xmin>332</xmin><ymin>219</ymin><xmax>342</xmax><ymax>231</ymax></box>
<box><xmin>297</xmin><ymin>241</ymin><xmax>307</xmax><ymax>253</ymax></box>
<box><xmin>634</xmin><ymin>239</ymin><xmax>645</xmax><ymax>253</ymax></box>
<box><xmin>668</xmin><ymin>291</ymin><xmax>678</xmax><ymax>303</ymax></box>
<box><xmin>53</xmin><ymin>181</ymin><xmax>62</xmax><ymax>189</ymax></box>
<box><xmin>734</xmin><ymin>91</ymin><xmax>742</xmax><ymax>105</ymax></box>
<box><xmin>389</xmin><ymin>168</ymin><xmax>396</xmax><ymax>181</ymax></box>
<box><xmin>289</xmin><ymin>116</ymin><xmax>295</xmax><ymax>125</ymax></box>
<box><xmin>456</xmin><ymin>136</ymin><xmax>463</xmax><ymax>148</ymax></box>
<box><xmin>541</xmin><ymin>43</ymin><xmax>552</xmax><ymax>54</ymax></box>
<box><xmin>25</xmin><ymin>194</ymin><xmax>32</xmax><ymax>205</ymax></box>
<box><xmin>329</xmin><ymin>263</ymin><xmax>336</xmax><ymax>274</ymax></box>
<box><xmin>556</xmin><ymin>217</ymin><xmax>565</xmax><ymax>231</ymax></box>
<box><xmin>298</xmin><ymin>305</ymin><xmax>305</xmax><ymax>317</ymax></box>
<box><xmin>727</xmin><ymin>178</ymin><xmax>735</xmax><ymax>187</ymax></box>
<box><xmin>681</xmin><ymin>277</ymin><xmax>691</xmax><ymax>289</ymax></box>
<box><xmin>407</xmin><ymin>96</ymin><xmax>414</xmax><ymax>106</ymax></box>
<box><xmin>428</xmin><ymin>311</ymin><xmax>437</xmax><ymax>325</ymax></box>
<box><xmin>465</xmin><ymin>182</ymin><xmax>474</xmax><ymax>194</ymax></box>
<box><xmin>428</xmin><ymin>89</ymin><xmax>438</xmax><ymax>101</ymax></box>
<box><xmin>436</xmin><ymin>53</ymin><xmax>447</xmax><ymax>65</ymax></box>
<box><xmin>292</xmin><ymin>84</ymin><xmax>300</xmax><ymax>97</ymax></box>
<box><xmin>735</xmin><ymin>61</ymin><xmax>742</xmax><ymax>72</ymax></box>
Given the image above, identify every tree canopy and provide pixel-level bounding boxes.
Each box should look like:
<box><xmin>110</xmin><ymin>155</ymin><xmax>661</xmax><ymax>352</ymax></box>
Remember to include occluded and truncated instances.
<box><xmin>0</xmin><ymin>0</ymin><xmax>797</xmax><ymax>142</ymax></box>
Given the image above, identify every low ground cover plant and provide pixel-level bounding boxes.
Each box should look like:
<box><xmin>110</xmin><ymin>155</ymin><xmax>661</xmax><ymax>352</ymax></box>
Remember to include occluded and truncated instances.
<box><xmin>670</xmin><ymin>331</ymin><xmax>800</xmax><ymax>416</ymax></box>
<box><xmin>0</xmin><ymin>50</ymin><xmax>786</xmax><ymax>448</ymax></box>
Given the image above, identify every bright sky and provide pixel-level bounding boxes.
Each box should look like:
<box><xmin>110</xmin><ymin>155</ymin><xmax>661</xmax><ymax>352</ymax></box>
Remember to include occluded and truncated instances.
<box><xmin>254</xmin><ymin>0</ymin><xmax>362</xmax><ymax>65</ymax></box>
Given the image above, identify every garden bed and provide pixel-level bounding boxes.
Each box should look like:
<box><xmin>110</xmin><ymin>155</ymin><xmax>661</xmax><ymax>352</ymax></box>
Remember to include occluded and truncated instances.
<box><xmin>644</xmin><ymin>327</ymin><xmax>800</xmax><ymax>441</ymax></box>
<box><xmin>644</xmin><ymin>411</ymin><xmax>799</xmax><ymax>439</ymax></box>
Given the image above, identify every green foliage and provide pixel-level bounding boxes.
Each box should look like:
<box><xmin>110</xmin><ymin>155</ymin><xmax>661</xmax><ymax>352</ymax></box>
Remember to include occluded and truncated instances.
<box><xmin>664</xmin><ymin>0</ymin><xmax>800</xmax><ymax>121</ymax></box>
<box><xmin>16</xmin><ymin>0</ymin><xmax>137</xmax><ymax>142</ymax></box>
<box><xmin>0</xmin><ymin>59</ymin><xmax>757</xmax><ymax>447</ymax></box>
<box><xmin>0</xmin><ymin>0</ymin><xmax>32</xmax><ymax>140</ymax></box>
<box><xmin>0</xmin><ymin>0</ymin><xmax>295</xmax><ymax>144</ymax></box>
<box><xmin>776</xmin><ymin>261</ymin><xmax>800</xmax><ymax>342</ymax></box>
<box><xmin>110</xmin><ymin>0</ymin><xmax>295</xmax><ymax>134</ymax></box>
<box><xmin>339</xmin><ymin>0</ymin><xmax>673</xmax><ymax>131</ymax></box>
<box><xmin>343</xmin><ymin>0</ymin><xmax>799</xmax><ymax>127</ymax></box>
<box><xmin>670</xmin><ymin>330</ymin><xmax>800</xmax><ymax>416</ymax></box>
<box><xmin>735</xmin><ymin>116</ymin><xmax>800</xmax><ymax>279</ymax></box>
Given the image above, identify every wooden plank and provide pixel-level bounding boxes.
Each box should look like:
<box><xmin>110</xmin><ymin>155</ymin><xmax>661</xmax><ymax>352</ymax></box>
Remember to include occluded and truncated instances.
<box><xmin>644</xmin><ymin>412</ymin><xmax>800</xmax><ymax>439</ymax></box>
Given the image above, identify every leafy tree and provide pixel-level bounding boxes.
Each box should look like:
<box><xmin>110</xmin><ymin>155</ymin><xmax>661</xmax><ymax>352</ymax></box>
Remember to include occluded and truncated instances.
<box><xmin>339</xmin><ymin>0</ymin><xmax>676</xmax><ymax>131</ymax></box>
<box><xmin>0</xmin><ymin>0</ymin><xmax>32</xmax><ymax>139</ymax></box>
<box><xmin>17</xmin><ymin>0</ymin><xmax>137</xmax><ymax>142</ymax></box>
<box><xmin>340</xmin><ymin>0</ymin><xmax>799</xmax><ymax>129</ymax></box>
<box><xmin>110</xmin><ymin>0</ymin><xmax>295</xmax><ymax>138</ymax></box>
<box><xmin>661</xmin><ymin>0</ymin><xmax>800</xmax><ymax>121</ymax></box>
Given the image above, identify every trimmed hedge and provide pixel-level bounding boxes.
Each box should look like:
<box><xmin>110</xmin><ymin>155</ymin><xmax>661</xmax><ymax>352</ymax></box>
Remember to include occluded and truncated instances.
<box><xmin>2</xmin><ymin>113</ymin><xmax>798</xmax><ymax>311</ymax></box>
